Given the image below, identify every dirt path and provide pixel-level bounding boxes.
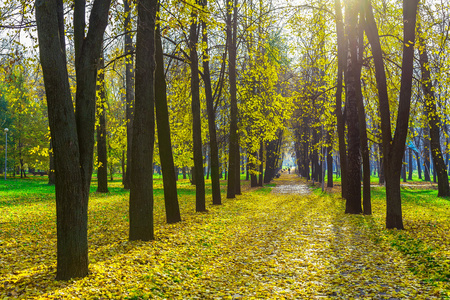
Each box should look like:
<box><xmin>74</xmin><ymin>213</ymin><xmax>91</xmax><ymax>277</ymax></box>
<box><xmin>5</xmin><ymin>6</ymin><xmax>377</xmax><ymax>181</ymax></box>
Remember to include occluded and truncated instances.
<box><xmin>271</xmin><ymin>172</ymin><xmax>311</xmax><ymax>195</ymax></box>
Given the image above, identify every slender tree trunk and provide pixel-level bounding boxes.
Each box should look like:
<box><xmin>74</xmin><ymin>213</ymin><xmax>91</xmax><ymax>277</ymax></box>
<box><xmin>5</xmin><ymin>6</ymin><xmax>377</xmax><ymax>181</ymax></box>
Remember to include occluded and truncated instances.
<box><xmin>235</xmin><ymin>145</ymin><xmax>241</xmax><ymax>194</ymax></box>
<box><xmin>327</xmin><ymin>131</ymin><xmax>333</xmax><ymax>188</ymax></box>
<box><xmin>189</xmin><ymin>10</ymin><xmax>206</xmax><ymax>211</ymax></box>
<box><xmin>201</xmin><ymin>5</ymin><xmax>221</xmax><ymax>204</ymax></box>
<box><xmin>250</xmin><ymin>151</ymin><xmax>258</xmax><ymax>187</ymax></box>
<box><xmin>123</xmin><ymin>0</ymin><xmax>134</xmax><ymax>190</ymax></box>
<box><xmin>408</xmin><ymin>147</ymin><xmax>413</xmax><ymax>180</ymax></box>
<box><xmin>418</xmin><ymin>32</ymin><xmax>450</xmax><ymax>196</ymax></box>
<box><xmin>415</xmin><ymin>150</ymin><xmax>422</xmax><ymax>179</ymax></box>
<box><xmin>335</xmin><ymin>0</ymin><xmax>348</xmax><ymax>199</ymax></box>
<box><xmin>96</xmin><ymin>54</ymin><xmax>109</xmax><ymax>193</ymax></box>
<box><xmin>423</xmin><ymin>128</ymin><xmax>431</xmax><ymax>181</ymax></box>
<box><xmin>226</xmin><ymin>0</ymin><xmax>239</xmax><ymax>198</ymax></box>
<box><xmin>129</xmin><ymin>0</ymin><xmax>157</xmax><ymax>241</ymax></box>
<box><xmin>155</xmin><ymin>25</ymin><xmax>181</xmax><ymax>223</ymax></box>
<box><xmin>258</xmin><ymin>140</ymin><xmax>263</xmax><ymax>186</ymax></box>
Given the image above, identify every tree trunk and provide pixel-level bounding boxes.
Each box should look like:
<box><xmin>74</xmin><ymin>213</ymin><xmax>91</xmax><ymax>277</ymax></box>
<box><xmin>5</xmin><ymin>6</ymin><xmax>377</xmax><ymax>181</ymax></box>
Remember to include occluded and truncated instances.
<box><xmin>334</xmin><ymin>0</ymin><xmax>347</xmax><ymax>199</ymax></box>
<box><xmin>408</xmin><ymin>147</ymin><xmax>413</xmax><ymax>180</ymax></box>
<box><xmin>327</xmin><ymin>131</ymin><xmax>333</xmax><ymax>188</ymax></box>
<box><xmin>250</xmin><ymin>151</ymin><xmax>258</xmax><ymax>187</ymax></box>
<box><xmin>36</xmin><ymin>0</ymin><xmax>111</xmax><ymax>280</ymax></box>
<box><xmin>96</xmin><ymin>54</ymin><xmax>109</xmax><ymax>193</ymax></box>
<box><xmin>365</xmin><ymin>0</ymin><xmax>419</xmax><ymax>229</ymax></box>
<box><xmin>189</xmin><ymin>10</ymin><xmax>206</xmax><ymax>211</ymax></box>
<box><xmin>416</xmin><ymin>154</ymin><xmax>422</xmax><ymax>180</ymax></box>
<box><xmin>123</xmin><ymin>0</ymin><xmax>134</xmax><ymax>190</ymax></box>
<box><xmin>155</xmin><ymin>25</ymin><xmax>181</xmax><ymax>223</ymax></box>
<box><xmin>418</xmin><ymin>32</ymin><xmax>450</xmax><ymax>196</ymax></box>
<box><xmin>201</xmin><ymin>4</ymin><xmax>222</xmax><ymax>204</ymax></box>
<box><xmin>129</xmin><ymin>0</ymin><xmax>157</xmax><ymax>241</ymax></box>
<box><xmin>226</xmin><ymin>0</ymin><xmax>239</xmax><ymax>198</ymax></box>
<box><xmin>423</xmin><ymin>128</ymin><xmax>431</xmax><ymax>181</ymax></box>
<box><xmin>258</xmin><ymin>140</ymin><xmax>263</xmax><ymax>186</ymax></box>
<box><xmin>235</xmin><ymin>145</ymin><xmax>241</xmax><ymax>194</ymax></box>
<box><xmin>344</xmin><ymin>0</ymin><xmax>362</xmax><ymax>214</ymax></box>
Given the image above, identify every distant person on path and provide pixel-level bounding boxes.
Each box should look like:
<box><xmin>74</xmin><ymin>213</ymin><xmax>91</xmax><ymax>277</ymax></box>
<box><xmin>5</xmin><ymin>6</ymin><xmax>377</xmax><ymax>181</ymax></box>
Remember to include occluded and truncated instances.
<box><xmin>288</xmin><ymin>167</ymin><xmax>290</xmax><ymax>174</ymax></box>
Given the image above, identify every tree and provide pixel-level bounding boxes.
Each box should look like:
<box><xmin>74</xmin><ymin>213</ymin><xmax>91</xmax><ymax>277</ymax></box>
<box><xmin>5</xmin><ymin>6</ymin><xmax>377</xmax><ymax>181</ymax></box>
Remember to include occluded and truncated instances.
<box><xmin>123</xmin><ymin>0</ymin><xmax>135</xmax><ymax>189</ymax></box>
<box><xmin>226</xmin><ymin>0</ymin><xmax>239</xmax><ymax>199</ymax></box>
<box><xmin>96</xmin><ymin>54</ymin><xmax>109</xmax><ymax>193</ymax></box>
<box><xmin>201</xmin><ymin>0</ymin><xmax>222</xmax><ymax>205</ymax></box>
<box><xmin>365</xmin><ymin>0</ymin><xmax>419</xmax><ymax>229</ymax></box>
<box><xmin>344</xmin><ymin>0</ymin><xmax>362</xmax><ymax>214</ymax></box>
<box><xmin>155</xmin><ymin>24</ymin><xmax>181</xmax><ymax>223</ymax></box>
<box><xmin>418</xmin><ymin>26</ymin><xmax>450</xmax><ymax>197</ymax></box>
<box><xmin>334</xmin><ymin>0</ymin><xmax>348</xmax><ymax>200</ymax></box>
<box><xmin>36</xmin><ymin>0</ymin><xmax>111</xmax><ymax>279</ymax></box>
<box><xmin>129</xmin><ymin>0</ymin><xmax>157</xmax><ymax>241</ymax></box>
<box><xmin>189</xmin><ymin>4</ymin><xmax>206</xmax><ymax>212</ymax></box>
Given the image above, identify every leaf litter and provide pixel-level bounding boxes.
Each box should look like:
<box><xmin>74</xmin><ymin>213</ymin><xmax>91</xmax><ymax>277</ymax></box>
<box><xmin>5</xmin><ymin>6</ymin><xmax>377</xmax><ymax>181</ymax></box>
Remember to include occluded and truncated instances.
<box><xmin>0</xmin><ymin>175</ymin><xmax>448</xmax><ymax>299</ymax></box>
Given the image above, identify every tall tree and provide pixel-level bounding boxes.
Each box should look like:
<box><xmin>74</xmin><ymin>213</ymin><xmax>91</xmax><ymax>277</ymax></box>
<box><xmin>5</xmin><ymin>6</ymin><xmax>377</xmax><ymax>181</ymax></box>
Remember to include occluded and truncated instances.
<box><xmin>365</xmin><ymin>0</ymin><xmax>419</xmax><ymax>229</ymax></box>
<box><xmin>155</xmin><ymin>24</ymin><xmax>181</xmax><ymax>223</ymax></box>
<box><xmin>96</xmin><ymin>54</ymin><xmax>109</xmax><ymax>193</ymax></box>
<box><xmin>189</xmin><ymin>5</ymin><xmax>206</xmax><ymax>211</ymax></box>
<box><xmin>201</xmin><ymin>0</ymin><xmax>222</xmax><ymax>205</ymax></box>
<box><xmin>418</xmin><ymin>28</ymin><xmax>450</xmax><ymax>196</ymax></box>
<box><xmin>36</xmin><ymin>0</ymin><xmax>111</xmax><ymax>279</ymax></box>
<box><xmin>226</xmin><ymin>0</ymin><xmax>239</xmax><ymax>198</ymax></box>
<box><xmin>334</xmin><ymin>0</ymin><xmax>348</xmax><ymax>200</ymax></box>
<box><xmin>123</xmin><ymin>0</ymin><xmax>135</xmax><ymax>189</ymax></box>
<box><xmin>344</xmin><ymin>0</ymin><xmax>362</xmax><ymax>214</ymax></box>
<box><xmin>129</xmin><ymin>0</ymin><xmax>158</xmax><ymax>241</ymax></box>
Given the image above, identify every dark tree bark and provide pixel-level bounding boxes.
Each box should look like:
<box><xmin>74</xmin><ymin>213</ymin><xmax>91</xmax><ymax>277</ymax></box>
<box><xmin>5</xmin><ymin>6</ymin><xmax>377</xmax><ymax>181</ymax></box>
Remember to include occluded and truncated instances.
<box><xmin>418</xmin><ymin>32</ymin><xmax>450</xmax><ymax>196</ymax></box>
<box><xmin>344</xmin><ymin>0</ymin><xmax>362</xmax><ymax>214</ymax></box>
<box><xmin>96</xmin><ymin>55</ymin><xmax>109</xmax><ymax>193</ymax></box>
<box><xmin>402</xmin><ymin>152</ymin><xmax>407</xmax><ymax>182</ymax></box>
<box><xmin>365</xmin><ymin>0</ymin><xmax>419</xmax><ymax>229</ymax></box>
<box><xmin>235</xmin><ymin>145</ymin><xmax>241</xmax><ymax>194</ymax></box>
<box><xmin>226</xmin><ymin>0</ymin><xmax>239</xmax><ymax>198</ymax></box>
<box><xmin>327</xmin><ymin>131</ymin><xmax>333</xmax><ymax>188</ymax></box>
<box><xmin>258</xmin><ymin>141</ymin><xmax>264</xmax><ymax>186</ymax></box>
<box><xmin>415</xmin><ymin>150</ymin><xmax>422</xmax><ymax>179</ymax></box>
<box><xmin>201</xmin><ymin>0</ymin><xmax>221</xmax><ymax>204</ymax></box>
<box><xmin>36</xmin><ymin>0</ymin><xmax>111</xmax><ymax>280</ymax></box>
<box><xmin>423</xmin><ymin>128</ymin><xmax>431</xmax><ymax>181</ymax></box>
<box><xmin>264</xmin><ymin>131</ymin><xmax>283</xmax><ymax>183</ymax></box>
<box><xmin>155</xmin><ymin>26</ymin><xmax>181</xmax><ymax>223</ymax></box>
<box><xmin>129</xmin><ymin>0</ymin><xmax>157</xmax><ymax>241</ymax></box>
<box><xmin>189</xmin><ymin>10</ymin><xmax>206</xmax><ymax>211</ymax></box>
<box><xmin>250</xmin><ymin>151</ymin><xmax>258</xmax><ymax>187</ymax></box>
<box><xmin>354</xmin><ymin>18</ymin><xmax>371</xmax><ymax>214</ymax></box>
<box><xmin>48</xmin><ymin>141</ymin><xmax>55</xmax><ymax>185</ymax></box>
<box><xmin>378</xmin><ymin>145</ymin><xmax>385</xmax><ymax>185</ymax></box>
<box><xmin>408</xmin><ymin>147</ymin><xmax>413</xmax><ymax>180</ymax></box>
<box><xmin>123</xmin><ymin>0</ymin><xmax>134</xmax><ymax>189</ymax></box>
<box><xmin>334</xmin><ymin>0</ymin><xmax>348</xmax><ymax>199</ymax></box>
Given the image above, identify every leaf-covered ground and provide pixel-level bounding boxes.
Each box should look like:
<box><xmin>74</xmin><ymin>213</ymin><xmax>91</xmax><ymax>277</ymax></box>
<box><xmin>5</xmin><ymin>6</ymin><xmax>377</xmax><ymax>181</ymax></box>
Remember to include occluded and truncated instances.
<box><xmin>1</xmin><ymin>174</ymin><xmax>449</xmax><ymax>299</ymax></box>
